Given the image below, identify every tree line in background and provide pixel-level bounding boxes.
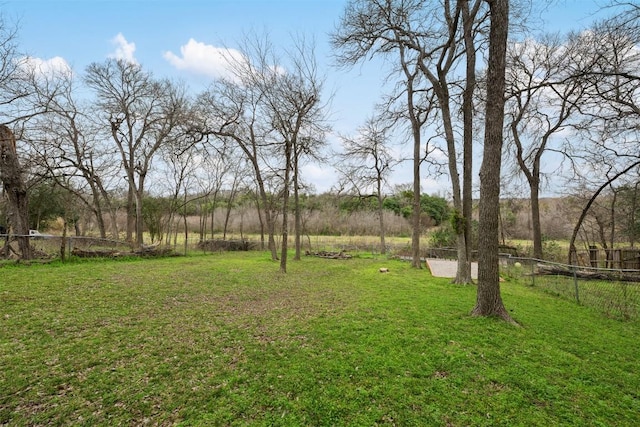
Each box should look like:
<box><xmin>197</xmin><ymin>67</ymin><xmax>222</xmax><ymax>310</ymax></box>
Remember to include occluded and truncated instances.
<box><xmin>22</xmin><ymin>172</ymin><xmax>640</xmax><ymax>262</ymax></box>
<box><xmin>0</xmin><ymin>1</ymin><xmax>639</xmax><ymax>316</ymax></box>
<box><xmin>23</xmin><ymin>179</ymin><xmax>450</xmax><ymax>241</ymax></box>
<box><xmin>0</xmin><ymin>24</ymin><xmax>331</xmax><ymax>273</ymax></box>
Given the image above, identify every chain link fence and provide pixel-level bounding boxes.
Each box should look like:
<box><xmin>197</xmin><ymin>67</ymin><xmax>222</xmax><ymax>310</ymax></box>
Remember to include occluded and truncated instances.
<box><xmin>411</xmin><ymin>247</ymin><xmax>639</xmax><ymax>321</ymax></box>
<box><xmin>500</xmin><ymin>256</ymin><xmax>639</xmax><ymax>321</ymax></box>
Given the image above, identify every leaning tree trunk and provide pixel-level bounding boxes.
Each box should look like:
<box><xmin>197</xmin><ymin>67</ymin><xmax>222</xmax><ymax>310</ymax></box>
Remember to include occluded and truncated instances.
<box><xmin>472</xmin><ymin>0</ymin><xmax>515</xmax><ymax>324</ymax></box>
<box><xmin>567</xmin><ymin>160</ymin><xmax>640</xmax><ymax>264</ymax></box>
<box><xmin>0</xmin><ymin>125</ymin><xmax>31</xmax><ymax>260</ymax></box>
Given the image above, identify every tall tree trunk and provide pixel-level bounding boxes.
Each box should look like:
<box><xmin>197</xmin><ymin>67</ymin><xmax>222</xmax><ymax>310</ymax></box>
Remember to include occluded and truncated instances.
<box><xmin>472</xmin><ymin>0</ymin><xmax>515</xmax><ymax>323</ymax></box>
<box><xmin>0</xmin><ymin>125</ymin><xmax>31</xmax><ymax>260</ymax></box>
<box><xmin>405</xmin><ymin>68</ymin><xmax>422</xmax><ymax>268</ymax></box>
<box><xmin>411</xmin><ymin>121</ymin><xmax>421</xmax><ymax>267</ymax></box>
<box><xmin>98</xmin><ymin>184</ymin><xmax>119</xmax><ymax>240</ymax></box>
<box><xmin>439</xmin><ymin>96</ymin><xmax>471</xmax><ymax>284</ymax></box>
<box><xmin>530</xmin><ymin>182</ymin><xmax>542</xmax><ymax>259</ymax></box>
<box><xmin>223</xmin><ymin>192</ymin><xmax>235</xmax><ymax>240</ymax></box>
<box><xmin>263</xmin><ymin>199</ymin><xmax>278</xmax><ymax>260</ymax></box>
<box><xmin>280</xmin><ymin>141</ymin><xmax>292</xmax><ymax>273</ymax></box>
<box><xmin>198</xmin><ymin>201</ymin><xmax>206</xmax><ymax>243</ymax></box>
<box><xmin>630</xmin><ymin>183</ymin><xmax>638</xmax><ymax>248</ymax></box>
<box><xmin>135</xmin><ymin>174</ymin><xmax>147</xmax><ymax>247</ymax></box>
<box><xmin>293</xmin><ymin>148</ymin><xmax>302</xmax><ymax>261</ymax></box>
<box><xmin>135</xmin><ymin>191</ymin><xmax>144</xmax><ymax>247</ymax></box>
<box><xmin>250</xmin><ymin>157</ymin><xmax>278</xmax><ymax>260</ymax></box>
<box><xmin>126</xmin><ymin>186</ymin><xmax>135</xmax><ymax>243</ymax></box>
<box><xmin>462</xmin><ymin>0</ymin><xmax>478</xmax><ymax>277</ymax></box>
<box><xmin>377</xmin><ymin>179</ymin><xmax>387</xmax><ymax>255</ymax></box>
<box><xmin>183</xmin><ymin>190</ymin><xmax>189</xmax><ymax>255</ymax></box>
<box><xmin>455</xmin><ymin>234</ymin><xmax>470</xmax><ymax>282</ymax></box>
<box><xmin>254</xmin><ymin>191</ymin><xmax>266</xmax><ymax>251</ymax></box>
<box><xmin>90</xmin><ymin>190</ymin><xmax>107</xmax><ymax>239</ymax></box>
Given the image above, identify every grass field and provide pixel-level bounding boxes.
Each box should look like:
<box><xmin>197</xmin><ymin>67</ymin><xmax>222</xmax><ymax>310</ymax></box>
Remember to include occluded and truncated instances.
<box><xmin>1</xmin><ymin>252</ymin><xmax>638</xmax><ymax>426</ymax></box>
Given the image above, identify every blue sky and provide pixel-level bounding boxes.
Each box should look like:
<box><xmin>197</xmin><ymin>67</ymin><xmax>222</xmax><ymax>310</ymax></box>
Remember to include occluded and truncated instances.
<box><xmin>2</xmin><ymin>0</ymin><xmax>615</xmax><ymax>195</ymax></box>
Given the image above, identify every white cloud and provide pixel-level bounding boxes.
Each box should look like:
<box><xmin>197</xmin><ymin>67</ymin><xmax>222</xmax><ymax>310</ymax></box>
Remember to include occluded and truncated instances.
<box><xmin>163</xmin><ymin>38</ymin><xmax>245</xmax><ymax>80</ymax></box>
<box><xmin>20</xmin><ymin>56</ymin><xmax>72</xmax><ymax>78</ymax></box>
<box><xmin>109</xmin><ymin>33</ymin><xmax>137</xmax><ymax>64</ymax></box>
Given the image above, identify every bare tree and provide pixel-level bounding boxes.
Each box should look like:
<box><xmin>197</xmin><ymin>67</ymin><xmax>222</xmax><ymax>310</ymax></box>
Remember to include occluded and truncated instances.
<box><xmin>565</xmin><ymin>3</ymin><xmax>640</xmax><ymax>262</ymax></box>
<box><xmin>84</xmin><ymin>59</ymin><xmax>190</xmax><ymax>247</ymax></box>
<box><xmin>504</xmin><ymin>34</ymin><xmax>587</xmax><ymax>259</ymax></box>
<box><xmin>333</xmin><ymin>0</ymin><xmax>429</xmax><ymax>268</ymax></box>
<box><xmin>376</xmin><ymin>41</ymin><xmax>439</xmax><ymax>268</ymax></box>
<box><xmin>333</xmin><ymin>0</ymin><xmax>488</xmax><ymax>282</ymax></box>
<box><xmin>460</xmin><ymin>0</ymin><xmax>486</xmax><ymax>278</ymax></box>
<box><xmin>568</xmin><ymin>159</ymin><xmax>640</xmax><ymax>263</ymax></box>
<box><xmin>193</xmin><ymin>143</ymin><xmax>242</xmax><ymax>242</ymax></box>
<box><xmin>155</xmin><ymin>130</ymin><xmax>201</xmax><ymax>248</ymax></box>
<box><xmin>472</xmin><ymin>0</ymin><xmax>516</xmax><ymax>323</ymax></box>
<box><xmin>24</xmin><ymin>66</ymin><xmax>122</xmax><ymax>239</ymax></box>
<box><xmin>0</xmin><ymin>15</ymin><xmax>59</xmax><ymax>259</ymax></box>
<box><xmin>198</xmin><ymin>33</ymin><xmax>327</xmax><ymax>272</ymax></box>
<box><xmin>196</xmin><ymin>73</ymin><xmax>281</xmax><ymax>260</ymax></box>
<box><xmin>245</xmin><ymin>35</ymin><xmax>327</xmax><ymax>271</ymax></box>
<box><xmin>336</xmin><ymin>116</ymin><xmax>398</xmax><ymax>254</ymax></box>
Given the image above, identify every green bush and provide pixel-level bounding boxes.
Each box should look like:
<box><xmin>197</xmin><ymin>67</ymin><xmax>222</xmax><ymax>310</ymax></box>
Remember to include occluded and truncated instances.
<box><xmin>429</xmin><ymin>225</ymin><xmax>457</xmax><ymax>248</ymax></box>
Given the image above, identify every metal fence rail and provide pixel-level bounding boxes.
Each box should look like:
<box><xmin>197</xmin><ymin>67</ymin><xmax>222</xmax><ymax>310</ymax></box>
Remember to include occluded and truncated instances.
<box><xmin>411</xmin><ymin>246</ymin><xmax>639</xmax><ymax>321</ymax></box>
<box><xmin>501</xmin><ymin>256</ymin><xmax>639</xmax><ymax>321</ymax></box>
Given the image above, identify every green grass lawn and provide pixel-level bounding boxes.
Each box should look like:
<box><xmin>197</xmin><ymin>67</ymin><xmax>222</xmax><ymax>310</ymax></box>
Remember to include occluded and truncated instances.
<box><xmin>1</xmin><ymin>253</ymin><xmax>638</xmax><ymax>426</ymax></box>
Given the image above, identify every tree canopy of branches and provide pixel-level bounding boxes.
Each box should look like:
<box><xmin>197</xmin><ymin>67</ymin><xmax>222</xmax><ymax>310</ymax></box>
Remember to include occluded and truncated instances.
<box><xmin>84</xmin><ymin>59</ymin><xmax>192</xmax><ymax>247</ymax></box>
<box><xmin>332</xmin><ymin>0</ymin><xmax>489</xmax><ymax>282</ymax></box>
<box><xmin>563</xmin><ymin>3</ymin><xmax>640</xmax><ymax>263</ymax></box>
<box><xmin>504</xmin><ymin>34</ymin><xmax>588</xmax><ymax>259</ymax></box>
<box><xmin>197</xmin><ymin>33</ymin><xmax>328</xmax><ymax>272</ymax></box>
<box><xmin>23</xmin><ymin>65</ymin><xmax>122</xmax><ymax>239</ymax></box>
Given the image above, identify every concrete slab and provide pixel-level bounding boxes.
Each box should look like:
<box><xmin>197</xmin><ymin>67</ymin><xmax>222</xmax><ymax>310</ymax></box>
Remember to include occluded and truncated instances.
<box><xmin>426</xmin><ymin>258</ymin><xmax>478</xmax><ymax>280</ymax></box>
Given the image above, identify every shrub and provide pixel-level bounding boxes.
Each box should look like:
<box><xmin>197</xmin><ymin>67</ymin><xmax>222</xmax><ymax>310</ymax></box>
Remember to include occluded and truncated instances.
<box><xmin>429</xmin><ymin>225</ymin><xmax>457</xmax><ymax>248</ymax></box>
